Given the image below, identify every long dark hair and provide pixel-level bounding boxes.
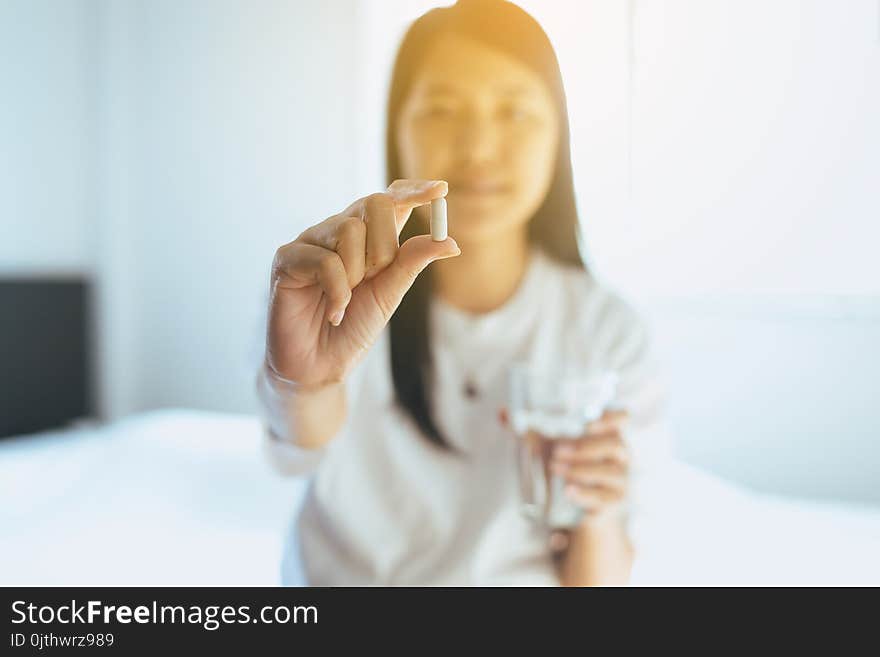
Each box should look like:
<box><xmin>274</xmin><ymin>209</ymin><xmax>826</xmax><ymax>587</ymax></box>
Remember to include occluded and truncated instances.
<box><xmin>387</xmin><ymin>0</ymin><xmax>586</xmax><ymax>450</ymax></box>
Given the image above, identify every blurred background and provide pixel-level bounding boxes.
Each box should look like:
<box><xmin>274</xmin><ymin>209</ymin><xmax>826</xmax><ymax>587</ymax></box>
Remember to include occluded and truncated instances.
<box><xmin>1</xmin><ymin>0</ymin><xmax>878</xmax><ymax>585</ymax></box>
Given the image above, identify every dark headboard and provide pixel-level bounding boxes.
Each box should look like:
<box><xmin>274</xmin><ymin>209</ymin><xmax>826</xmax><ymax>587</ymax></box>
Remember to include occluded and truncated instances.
<box><xmin>0</xmin><ymin>278</ymin><xmax>93</xmax><ymax>438</ymax></box>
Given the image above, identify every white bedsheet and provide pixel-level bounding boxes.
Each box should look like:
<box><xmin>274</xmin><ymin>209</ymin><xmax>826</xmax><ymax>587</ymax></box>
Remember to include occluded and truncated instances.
<box><xmin>1</xmin><ymin>410</ymin><xmax>878</xmax><ymax>586</ymax></box>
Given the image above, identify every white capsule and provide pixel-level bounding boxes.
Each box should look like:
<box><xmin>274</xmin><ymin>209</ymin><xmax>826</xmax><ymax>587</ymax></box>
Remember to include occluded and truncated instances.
<box><xmin>430</xmin><ymin>197</ymin><xmax>447</xmax><ymax>241</ymax></box>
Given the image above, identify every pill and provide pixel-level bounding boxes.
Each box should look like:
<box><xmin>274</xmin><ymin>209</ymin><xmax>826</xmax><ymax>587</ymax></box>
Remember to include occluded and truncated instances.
<box><xmin>430</xmin><ymin>197</ymin><xmax>447</xmax><ymax>241</ymax></box>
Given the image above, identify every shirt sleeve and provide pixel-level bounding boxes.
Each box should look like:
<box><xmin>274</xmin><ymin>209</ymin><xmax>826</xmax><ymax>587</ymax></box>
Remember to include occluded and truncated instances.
<box><xmin>255</xmin><ymin>333</ymin><xmax>377</xmax><ymax>478</ymax></box>
<box><xmin>255</xmin><ymin>352</ymin><xmax>372</xmax><ymax>477</ymax></box>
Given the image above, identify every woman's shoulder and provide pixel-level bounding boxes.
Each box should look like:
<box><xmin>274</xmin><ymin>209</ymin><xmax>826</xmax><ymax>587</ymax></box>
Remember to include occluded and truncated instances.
<box><xmin>538</xmin><ymin>249</ymin><xmax>647</xmax><ymax>339</ymax></box>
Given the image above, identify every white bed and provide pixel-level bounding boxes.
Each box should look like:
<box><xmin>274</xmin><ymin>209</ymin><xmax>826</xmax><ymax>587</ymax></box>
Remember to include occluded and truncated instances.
<box><xmin>2</xmin><ymin>410</ymin><xmax>878</xmax><ymax>586</ymax></box>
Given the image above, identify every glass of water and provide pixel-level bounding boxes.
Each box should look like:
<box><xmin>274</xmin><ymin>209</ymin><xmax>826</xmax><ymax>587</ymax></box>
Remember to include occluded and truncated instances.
<box><xmin>507</xmin><ymin>361</ymin><xmax>619</xmax><ymax>528</ymax></box>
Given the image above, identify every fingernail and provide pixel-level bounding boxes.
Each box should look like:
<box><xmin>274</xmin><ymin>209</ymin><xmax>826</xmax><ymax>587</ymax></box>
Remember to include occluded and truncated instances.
<box><xmin>330</xmin><ymin>308</ymin><xmax>345</xmax><ymax>326</ymax></box>
<box><xmin>434</xmin><ymin>249</ymin><xmax>460</xmax><ymax>261</ymax></box>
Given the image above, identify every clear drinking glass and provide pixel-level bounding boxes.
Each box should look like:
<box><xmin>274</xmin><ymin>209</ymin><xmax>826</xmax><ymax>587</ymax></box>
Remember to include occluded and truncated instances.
<box><xmin>507</xmin><ymin>361</ymin><xmax>619</xmax><ymax>528</ymax></box>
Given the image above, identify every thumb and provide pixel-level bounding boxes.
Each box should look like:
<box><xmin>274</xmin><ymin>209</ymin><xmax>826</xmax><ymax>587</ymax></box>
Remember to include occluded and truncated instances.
<box><xmin>369</xmin><ymin>234</ymin><xmax>461</xmax><ymax>320</ymax></box>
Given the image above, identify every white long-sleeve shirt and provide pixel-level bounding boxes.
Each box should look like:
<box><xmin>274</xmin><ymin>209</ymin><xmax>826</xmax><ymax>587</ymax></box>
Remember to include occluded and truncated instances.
<box><xmin>258</xmin><ymin>245</ymin><xmax>672</xmax><ymax>585</ymax></box>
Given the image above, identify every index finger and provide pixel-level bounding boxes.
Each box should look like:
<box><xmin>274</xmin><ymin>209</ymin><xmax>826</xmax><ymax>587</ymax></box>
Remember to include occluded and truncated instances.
<box><xmin>386</xmin><ymin>178</ymin><xmax>448</xmax><ymax>207</ymax></box>
<box><xmin>387</xmin><ymin>179</ymin><xmax>448</xmax><ymax>234</ymax></box>
<box><xmin>553</xmin><ymin>435</ymin><xmax>629</xmax><ymax>464</ymax></box>
<box><xmin>341</xmin><ymin>179</ymin><xmax>448</xmax><ymax>237</ymax></box>
<box><xmin>602</xmin><ymin>408</ymin><xmax>629</xmax><ymax>422</ymax></box>
<box><xmin>585</xmin><ymin>409</ymin><xmax>630</xmax><ymax>435</ymax></box>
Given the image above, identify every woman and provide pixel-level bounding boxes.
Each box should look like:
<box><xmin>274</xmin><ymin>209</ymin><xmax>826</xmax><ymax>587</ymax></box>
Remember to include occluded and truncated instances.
<box><xmin>257</xmin><ymin>0</ymin><xmax>669</xmax><ymax>586</ymax></box>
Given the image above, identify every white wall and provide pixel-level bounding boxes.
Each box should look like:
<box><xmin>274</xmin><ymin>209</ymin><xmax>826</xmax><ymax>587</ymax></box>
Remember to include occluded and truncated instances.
<box><xmin>620</xmin><ymin>0</ymin><xmax>880</xmax><ymax>503</ymax></box>
<box><xmin>2</xmin><ymin>0</ymin><xmax>360</xmax><ymax>416</ymax></box>
<box><xmin>618</xmin><ymin>0</ymin><xmax>880</xmax><ymax>298</ymax></box>
<box><xmin>98</xmin><ymin>0</ymin><xmax>361</xmax><ymax>415</ymax></box>
<box><xmin>645</xmin><ymin>296</ymin><xmax>880</xmax><ymax>505</ymax></box>
<box><xmin>0</xmin><ymin>0</ymin><xmax>97</xmax><ymax>276</ymax></box>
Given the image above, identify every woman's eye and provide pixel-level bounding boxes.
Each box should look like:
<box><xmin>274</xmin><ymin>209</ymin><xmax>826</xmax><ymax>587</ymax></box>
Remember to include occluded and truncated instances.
<box><xmin>499</xmin><ymin>105</ymin><xmax>531</xmax><ymax>122</ymax></box>
<box><xmin>420</xmin><ymin>104</ymin><xmax>457</xmax><ymax>119</ymax></box>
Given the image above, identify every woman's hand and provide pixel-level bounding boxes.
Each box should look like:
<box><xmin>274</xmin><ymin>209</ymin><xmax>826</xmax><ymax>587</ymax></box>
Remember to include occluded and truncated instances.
<box><xmin>498</xmin><ymin>406</ymin><xmax>632</xmax><ymax>541</ymax></box>
<box><xmin>499</xmin><ymin>407</ymin><xmax>634</xmax><ymax>585</ymax></box>
<box><xmin>498</xmin><ymin>407</ymin><xmax>630</xmax><ymax>524</ymax></box>
<box><xmin>550</xmin><ymin>410</ymin><xmax>634</xmax><ymax>585</ymax></box>
<box><xmin>548</xmin><ymin>409</ymin><xmax>630</xmax><ymax>526</ymax></box>
<box><xmin>266</xmin><ymin>179</ymin><xmax>460</xmax><ymax>389</ymax></box>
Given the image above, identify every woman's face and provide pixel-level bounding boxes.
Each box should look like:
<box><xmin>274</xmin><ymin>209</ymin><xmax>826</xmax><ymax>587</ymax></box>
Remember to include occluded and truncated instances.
<box><xmin>396</xmin><ymin>34</ymin><xmax>561</xmax><ymax>246</ymax></box>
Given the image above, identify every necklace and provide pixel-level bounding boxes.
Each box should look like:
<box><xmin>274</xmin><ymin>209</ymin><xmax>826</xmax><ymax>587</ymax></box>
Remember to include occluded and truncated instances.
<box><xmin>441</xmin><ymin>341</ymin><xmax>482</xmax><ymax>400</ymax></box>
<box><xmin>436</xmin><ymin>333</ymin><xmax>483</xmax><ymax>401</ymax></box>
<box><xmin>462</xmin><ymin>375</ymin><xmax>480</xmax><ymax>400</ymax></box>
